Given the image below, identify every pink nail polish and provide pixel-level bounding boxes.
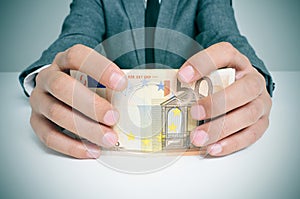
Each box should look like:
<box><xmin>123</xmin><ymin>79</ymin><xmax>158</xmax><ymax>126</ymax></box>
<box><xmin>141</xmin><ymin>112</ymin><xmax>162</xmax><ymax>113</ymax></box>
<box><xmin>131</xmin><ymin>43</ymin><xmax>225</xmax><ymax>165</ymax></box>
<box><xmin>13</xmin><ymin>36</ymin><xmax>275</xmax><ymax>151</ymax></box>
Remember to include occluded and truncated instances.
<box><xmin>191</xmin><ymin>130</ymin><xmax>209</xmax><ymax>146</ymax></box>
<box><xmin>102</xmin><ymin>133</ymin><xmax>118</xmax><ymax>147</ymax></box>
<box><xmin>191</xmin><ymin>104</ymin><xmax>206</xmax><ymax>120</ymax></box>
<box><xmin>103</xmin><ymin>110</ymin><xmax>119</xmax><ymax>126</ymax></box>
<box><xmin>85</xmin><ymin>144</ymin><xmax>101</xmax><ymax>158</ymax></box>
<box><xmin>209</xmin><ymin>143</ymin><xmax>222</xmax><ymax>155</ymax></box>
<box><xmin>178</xmin><ymin>65</ymin><xmax>195</xmax><ymax>83</ymax></box>
<box><xmin>235</xmin><ymin>71</ymin><xmax>245</xmax><ymax>80</ymax></box>
<box><xmin>109</xmin><ymin>72</ymin><xmax>127</xmax><ymax>91</ymax></box>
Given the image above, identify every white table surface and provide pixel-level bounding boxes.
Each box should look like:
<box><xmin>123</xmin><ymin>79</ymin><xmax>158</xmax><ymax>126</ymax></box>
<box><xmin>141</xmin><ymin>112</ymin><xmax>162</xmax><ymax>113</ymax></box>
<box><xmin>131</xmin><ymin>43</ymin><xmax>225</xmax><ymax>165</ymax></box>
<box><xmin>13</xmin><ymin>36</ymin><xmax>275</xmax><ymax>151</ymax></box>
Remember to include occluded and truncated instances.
<box><xmin>0</xmin><ymin>71</ymin><xmax>299</xmax><ymax>199</ymax></box>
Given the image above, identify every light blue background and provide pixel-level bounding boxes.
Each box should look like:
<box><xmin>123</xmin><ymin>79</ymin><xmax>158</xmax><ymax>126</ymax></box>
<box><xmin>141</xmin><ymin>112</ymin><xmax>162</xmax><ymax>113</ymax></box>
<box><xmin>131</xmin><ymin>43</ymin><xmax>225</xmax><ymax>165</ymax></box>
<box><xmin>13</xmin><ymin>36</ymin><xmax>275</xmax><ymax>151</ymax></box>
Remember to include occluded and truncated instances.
<box><xmin>0</xmin><ymin>1</ymin><xmax>299</xmax><ymax>199</ymax></box>
<box><xmin>0</xmin><ymin>0</ymin><xmax>299</xmax><ymax>72</ymax></box>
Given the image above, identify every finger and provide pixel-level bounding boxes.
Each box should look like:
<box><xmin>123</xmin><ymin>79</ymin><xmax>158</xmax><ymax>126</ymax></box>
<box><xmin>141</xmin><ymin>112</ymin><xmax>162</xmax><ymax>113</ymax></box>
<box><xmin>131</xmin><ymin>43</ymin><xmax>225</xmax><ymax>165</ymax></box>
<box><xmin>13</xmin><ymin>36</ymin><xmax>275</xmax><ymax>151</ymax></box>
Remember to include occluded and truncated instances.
<box><xmin>30</xmin><ymin>89</ymin><xmax>118</xmax><ymax>148</ymax></box>
<box><xmin>206</xmin><ymin>116</ymin><xmax>269</xmax><ymax>156</ymax></box>
<box><xmin>53</xmin><ymin>44</ymin><xmax>127</xmax><ymax>91</ymax></box>
<box><xmin>178</xmin><ymin>42</ymin><xmax>252</xmax><ymax>83</ymax></box>
<box><xmin>190</xmin><ymin>72</ymin><xmax>266</xmax><ymax>120</ymax></box>
<box><xmin>36</xmin><ymin>70</ymin><xmax>119</xmax><ymax>126</ymax></box>
<box><xmin>190</xmin><ymin>91</ymin><xmax>271</xmax><ymax>147</ymax></box>
<box><xmin>30</xmin><ymin>112</ymin><xmax>101</xmax><ymax>159</ymax></box>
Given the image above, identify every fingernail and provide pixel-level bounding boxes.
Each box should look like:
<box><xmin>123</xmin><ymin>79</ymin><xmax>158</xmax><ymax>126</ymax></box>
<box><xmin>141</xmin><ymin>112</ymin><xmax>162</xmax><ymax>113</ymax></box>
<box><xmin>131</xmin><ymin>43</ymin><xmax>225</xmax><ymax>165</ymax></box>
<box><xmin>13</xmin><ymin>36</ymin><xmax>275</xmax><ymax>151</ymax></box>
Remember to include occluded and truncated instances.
<box><xmin>102</xmin><ymin>133</ymin><xmax>118</xmax><ymax>147</ymax></box>
<box><xmin>178</xmin><ymin>65</ymin><xmax>195</xmax><ymax>83</ymax></box>
<box><xmin>191</xmin><ymin>104</ymin><xmax>206</xmax><ymax>120</ymax></box>
<box><xmin>235</xmin><ymin>71</ymin><xmax>244</xmax><ymax>80</ymax></box>
<box><xmin>86</xmin><ymin>144</ymin><xmax>101</xmax><ymax>158</ymax></box>
<box><xmin>103</xmin><ymin>110</ymin><xmax>119</xmax><ymax>126</ymax></box>
<box><xmin>191</xmin><ymin>130</ymin><xmax>209</xmax><ymax>146</ymax></box>
<box><xmin>109</xmin><ymin>72</ymin><xmax>127</xmax><ymax>91</ymax></box>
<box><xmin>208</xmin><ymin>143</ymin><xmax>222</xmax><ymax>155</ymax></box>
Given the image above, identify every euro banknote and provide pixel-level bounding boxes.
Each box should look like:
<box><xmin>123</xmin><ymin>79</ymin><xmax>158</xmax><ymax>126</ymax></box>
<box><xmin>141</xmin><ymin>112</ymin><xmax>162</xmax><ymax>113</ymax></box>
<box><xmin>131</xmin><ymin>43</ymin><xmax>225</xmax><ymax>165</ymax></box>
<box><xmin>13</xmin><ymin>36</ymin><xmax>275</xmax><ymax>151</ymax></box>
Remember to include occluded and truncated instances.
<box><xmin>71</xmin><ymin>68</ymin><xmax>235</xmax><ymax>153</ymax></box>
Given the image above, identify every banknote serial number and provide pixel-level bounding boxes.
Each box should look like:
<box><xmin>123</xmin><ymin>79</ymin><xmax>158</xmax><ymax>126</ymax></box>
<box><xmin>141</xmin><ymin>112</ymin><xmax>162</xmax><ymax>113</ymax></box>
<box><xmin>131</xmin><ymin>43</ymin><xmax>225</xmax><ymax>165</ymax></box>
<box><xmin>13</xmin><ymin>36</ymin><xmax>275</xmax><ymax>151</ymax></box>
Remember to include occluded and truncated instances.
<box><xmin>127</xmin><ymin>75</ymin><xmax>153</xmax><ymax>79</ymax></box>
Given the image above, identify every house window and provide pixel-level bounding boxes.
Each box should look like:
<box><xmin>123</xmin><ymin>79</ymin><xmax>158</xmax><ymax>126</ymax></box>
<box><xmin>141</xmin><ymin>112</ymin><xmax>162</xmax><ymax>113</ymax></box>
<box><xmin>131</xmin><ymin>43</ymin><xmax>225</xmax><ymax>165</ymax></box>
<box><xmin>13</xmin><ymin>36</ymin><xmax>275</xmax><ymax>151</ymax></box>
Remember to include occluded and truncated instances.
<box><xmin>165</xmin><ymin>107</ymin><xmax>185</xmax><ymax>148</ymax></box>
<box><xmin>167</xmin><ymin>107</ymin><xmax>183</xmax><ymax>134</ymax></box>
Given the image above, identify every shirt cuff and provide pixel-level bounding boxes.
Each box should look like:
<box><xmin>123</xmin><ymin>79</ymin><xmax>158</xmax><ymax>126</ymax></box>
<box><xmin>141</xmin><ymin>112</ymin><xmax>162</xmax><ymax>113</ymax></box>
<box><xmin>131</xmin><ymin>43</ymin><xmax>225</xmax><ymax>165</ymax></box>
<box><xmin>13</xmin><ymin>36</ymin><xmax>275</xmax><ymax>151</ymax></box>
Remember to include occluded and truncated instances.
<box><xmin>23</xmin><ymin>64</ymin><xmax>51</xmax><ymax>96</ymax></box>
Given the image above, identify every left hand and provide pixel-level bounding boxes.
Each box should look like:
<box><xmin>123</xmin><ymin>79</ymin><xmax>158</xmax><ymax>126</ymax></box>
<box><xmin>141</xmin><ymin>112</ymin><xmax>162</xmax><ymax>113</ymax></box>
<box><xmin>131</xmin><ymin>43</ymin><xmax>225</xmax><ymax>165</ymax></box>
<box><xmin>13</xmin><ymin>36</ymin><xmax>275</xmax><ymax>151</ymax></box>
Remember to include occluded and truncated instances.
<box><xmin>177</xmin><ymin>42</ymin><xmax>272</xmax><ymax>156</ymax></box>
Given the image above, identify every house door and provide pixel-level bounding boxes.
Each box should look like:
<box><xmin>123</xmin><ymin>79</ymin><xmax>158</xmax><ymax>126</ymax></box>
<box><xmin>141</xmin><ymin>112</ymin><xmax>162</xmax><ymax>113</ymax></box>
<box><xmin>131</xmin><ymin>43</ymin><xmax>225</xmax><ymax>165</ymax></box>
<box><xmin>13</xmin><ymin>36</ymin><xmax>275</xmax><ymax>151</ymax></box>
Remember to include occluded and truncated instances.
<box><xmin>166</xmin><ymin>107</ymin><xmax>185</xmax><ymax>149</ymax></box>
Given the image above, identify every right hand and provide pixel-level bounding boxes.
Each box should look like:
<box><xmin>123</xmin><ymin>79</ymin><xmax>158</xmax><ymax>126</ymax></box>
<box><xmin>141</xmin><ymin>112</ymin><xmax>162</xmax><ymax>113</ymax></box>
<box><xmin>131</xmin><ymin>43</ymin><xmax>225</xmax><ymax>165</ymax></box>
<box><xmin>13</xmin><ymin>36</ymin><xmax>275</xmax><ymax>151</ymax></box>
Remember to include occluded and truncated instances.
<box><xmin>29</xmin><ymin>44</ymin><xmax>127</xmax><ymax>159</ymax></box>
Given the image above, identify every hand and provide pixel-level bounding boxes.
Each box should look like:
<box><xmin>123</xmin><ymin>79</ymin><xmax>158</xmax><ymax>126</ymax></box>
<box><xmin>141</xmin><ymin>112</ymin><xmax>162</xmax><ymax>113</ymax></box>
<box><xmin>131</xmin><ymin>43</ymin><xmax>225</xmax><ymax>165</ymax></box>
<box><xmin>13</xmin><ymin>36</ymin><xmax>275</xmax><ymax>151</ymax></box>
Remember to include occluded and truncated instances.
<box><xmin>178</xmin><ymin>42</ymin><xmax>272</xmax><ymax>156</ymax></box>
<box><xmin>29</xmin><ymin>44</ymin><xmax>127</xmax><ymax>159</ymax></box>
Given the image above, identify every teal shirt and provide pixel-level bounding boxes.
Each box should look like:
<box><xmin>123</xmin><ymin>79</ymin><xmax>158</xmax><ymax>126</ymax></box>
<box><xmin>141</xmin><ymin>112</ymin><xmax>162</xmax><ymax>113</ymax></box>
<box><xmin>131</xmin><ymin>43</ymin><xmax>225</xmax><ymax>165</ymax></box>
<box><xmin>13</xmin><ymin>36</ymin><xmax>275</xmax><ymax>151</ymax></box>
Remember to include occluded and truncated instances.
<box><xmin>19</xmin><ymin>0</ymin><xmax>274</xmax><ymax>96</ymax></box>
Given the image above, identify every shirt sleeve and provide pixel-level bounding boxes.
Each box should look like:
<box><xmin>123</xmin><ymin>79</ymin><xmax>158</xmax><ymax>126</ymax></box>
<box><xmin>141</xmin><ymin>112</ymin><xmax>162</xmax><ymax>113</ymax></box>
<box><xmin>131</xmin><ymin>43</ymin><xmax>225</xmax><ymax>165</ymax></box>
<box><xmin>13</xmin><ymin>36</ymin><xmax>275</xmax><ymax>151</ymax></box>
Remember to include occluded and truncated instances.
<box><xmin>195</xmin><ymin>0</ymin><xmax>275</xmax><ymax>96</ymax></box>
<box><xmin>19</xmin><ymin>0</ymin><xmax>106</xmax><ymax>97</ymax></box>
<box><xmin>23</xmin><ymin>65</ymin><xmax>50</xmax><ymax>96</ymax></box>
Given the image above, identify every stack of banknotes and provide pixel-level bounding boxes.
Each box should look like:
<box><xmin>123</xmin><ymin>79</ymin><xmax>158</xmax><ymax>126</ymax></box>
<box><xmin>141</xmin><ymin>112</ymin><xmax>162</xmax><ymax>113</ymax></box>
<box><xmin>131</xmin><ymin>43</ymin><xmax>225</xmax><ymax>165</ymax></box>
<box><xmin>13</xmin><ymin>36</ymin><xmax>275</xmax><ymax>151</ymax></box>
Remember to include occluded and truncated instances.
<box><xmin>71</xmin><ymin>68</ymin><xmax>235</xmax><ymax>153</ymax></box>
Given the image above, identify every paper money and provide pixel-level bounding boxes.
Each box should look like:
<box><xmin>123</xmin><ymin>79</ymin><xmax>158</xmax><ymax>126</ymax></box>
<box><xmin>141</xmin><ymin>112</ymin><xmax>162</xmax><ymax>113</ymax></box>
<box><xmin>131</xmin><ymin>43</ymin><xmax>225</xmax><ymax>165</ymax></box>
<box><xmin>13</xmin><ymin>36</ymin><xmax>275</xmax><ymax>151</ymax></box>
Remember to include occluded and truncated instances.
<box><xmin>71</xmin><ymin>68</ymin><xmax>235</xmax><ymax>152</ymax></box>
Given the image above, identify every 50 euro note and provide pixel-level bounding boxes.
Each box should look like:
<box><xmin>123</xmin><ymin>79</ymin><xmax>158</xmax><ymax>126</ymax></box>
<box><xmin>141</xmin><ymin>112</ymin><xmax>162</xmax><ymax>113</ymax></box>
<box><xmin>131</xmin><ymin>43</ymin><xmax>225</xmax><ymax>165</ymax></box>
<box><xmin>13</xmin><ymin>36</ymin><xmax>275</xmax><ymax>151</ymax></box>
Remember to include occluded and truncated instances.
<box><xmin>71</xmin><ymin>68</ymin><xmax>235</xmax><ymax>153</ymax></box>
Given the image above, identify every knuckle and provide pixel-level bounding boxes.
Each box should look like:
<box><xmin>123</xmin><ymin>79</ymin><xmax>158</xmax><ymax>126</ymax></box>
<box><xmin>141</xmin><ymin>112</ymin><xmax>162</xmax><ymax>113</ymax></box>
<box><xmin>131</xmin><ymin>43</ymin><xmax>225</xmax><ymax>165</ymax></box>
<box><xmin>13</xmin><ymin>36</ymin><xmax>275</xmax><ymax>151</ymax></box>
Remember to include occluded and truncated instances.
<box><xmin>220</xmin><ymin>42</ymin><xmax>236</xmax><ymax>56</ymax></box>
<box><xmin>65</xmin><ymin>44</ymin><xmax>83</xmax><ymax>68</ymax></box>
<box><xmin>246</xmin><ymin>103</ymin><xmax>261</xmax><ymax>124</ymax></box>
<box><xmin>241</xmin><ymin>54</ymin><xmax>251</xmax><ymax>66</ymax></box>
<box><xmin>47</xmin><ymin>103</ymin><xmax>60</xmax><ymax>120</ymax></box>
<box><xmin>67</xmin><ymin>144</ymin><xmax>85</xmax><ymax>159</ymax></box>
<box><xmin>221</xmin><ymin>120</ymin><xmax>231</xmax><ymax>138</ymax></box>
<box><xmin>35</xmin><ymin>71</ymin><xmax>43</xmax><ymax>86</ymax></box>
<box><xmin>72</xmin><ymin>43</ymin><xmax>85</xmax><ymax>50</ymax></box>
<box><xmin>228</xmin><ymin>139</ymin><xmax>239</xmax><ymax>153</ymax></box>
<box><xmin>264</xmin><ymin>95</ymin><xmax>273</xmax><ymax>115</ymax></box>
<box><xmin>42</xmin><ymin>132</ymin><xmax>54</xmax><ymax>148</ymax></box>
<box><xmin>258</xmin><ymin>72</ymin><xmax>266</xmax><ymax>85</ymax></box>
<box><xmin>48</xmin><ymin>73</ymin><xmax>65</xmax><ymax>94</ymax></box>
<box><xmin>247</xmin><ymin>128</ymin><xmax>259</xmax><ymax>145</ymax></box>
<box><xmin>243</xmin><ymin>75</ymin><xmax>262</xmax><ymax>97</ymax></box>
<box><xmin>53</xmin><ymin>52</ymin><xmax>65</xmax><ymax>66</ymax></box>
<box><xmin>233</xmin><ymin>140</ymin><xmax>239</xmax><ymax>152</ymax></box>
<box><xmin>256</xmin><ymin>72</ymin><xmax>266</xmax><ymax>88</ymax></box>
<box><xmin>35</xmin><ymin>67</ymin><xmax>50</xmax><ymax>87</ymax></box>
<box><xmin>67</xmin><ymin>144</ymin><xmax>78</xmax><ymax>157</ymax></box>
<box><xmin>29</xmin><ymin>89</ymin><xmax>43</xmax><ymax>113</ymax></box>
<box><xmin>217</xmin><ymin>42</ymin><xmax>238</xmax><ymax>65</ymax></box>
<box><xmin>219</xmin><ymin>41</ymin><xmax>233</xmax><ymax>50</ymax></box>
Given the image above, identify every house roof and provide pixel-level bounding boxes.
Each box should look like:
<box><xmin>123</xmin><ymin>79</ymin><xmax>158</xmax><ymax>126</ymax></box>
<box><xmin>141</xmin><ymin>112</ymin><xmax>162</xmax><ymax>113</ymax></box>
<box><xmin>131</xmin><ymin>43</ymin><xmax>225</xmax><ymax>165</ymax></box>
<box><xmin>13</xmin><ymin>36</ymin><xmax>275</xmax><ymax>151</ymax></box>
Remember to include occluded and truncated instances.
<box><xmin>160</xmin><ymin>89</ymin><xmax>197</xmax><ymax>107</ymax></box>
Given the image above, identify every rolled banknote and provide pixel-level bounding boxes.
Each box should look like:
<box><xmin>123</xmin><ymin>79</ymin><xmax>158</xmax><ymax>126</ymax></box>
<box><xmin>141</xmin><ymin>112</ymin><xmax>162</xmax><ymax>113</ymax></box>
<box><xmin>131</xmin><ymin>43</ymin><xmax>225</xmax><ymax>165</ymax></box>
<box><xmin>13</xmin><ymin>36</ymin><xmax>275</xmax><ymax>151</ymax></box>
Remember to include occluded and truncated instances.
<box><xmin>71</xmin><ymin>68</ymin><xmax>235</xmax><ymax>153</ymax></box>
